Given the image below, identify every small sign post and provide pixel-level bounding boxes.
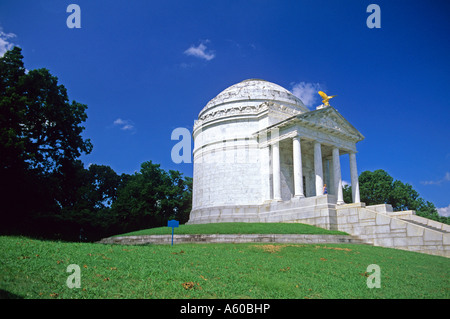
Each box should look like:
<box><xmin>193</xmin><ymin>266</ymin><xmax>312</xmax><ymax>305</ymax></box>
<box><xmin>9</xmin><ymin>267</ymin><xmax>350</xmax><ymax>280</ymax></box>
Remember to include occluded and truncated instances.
<box><xmin>167</xmin><ymin>220</ymin><xmax>179</xmax><ymax>246</ymax></box>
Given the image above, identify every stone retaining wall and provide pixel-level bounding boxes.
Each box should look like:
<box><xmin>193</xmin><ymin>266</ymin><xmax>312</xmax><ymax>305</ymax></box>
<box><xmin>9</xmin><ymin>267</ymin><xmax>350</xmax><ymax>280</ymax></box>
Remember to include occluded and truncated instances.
<box><xmin>336</xmin><ymin>203</ymin><xmax>450</xmax><ymax>257</ymax></box>
<box><xmin>98</xmin><ymin>233</ymin><xmax>364</xmax><ymax>245</ymax></box>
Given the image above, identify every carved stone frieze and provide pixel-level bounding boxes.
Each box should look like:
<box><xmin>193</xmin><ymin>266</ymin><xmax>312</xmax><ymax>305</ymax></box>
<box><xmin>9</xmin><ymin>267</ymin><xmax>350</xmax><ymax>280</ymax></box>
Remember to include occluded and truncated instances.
<box><xmin>194</xmin><ymin>101</ymin><xmax>301</xmax><ymax>130</ymax></box>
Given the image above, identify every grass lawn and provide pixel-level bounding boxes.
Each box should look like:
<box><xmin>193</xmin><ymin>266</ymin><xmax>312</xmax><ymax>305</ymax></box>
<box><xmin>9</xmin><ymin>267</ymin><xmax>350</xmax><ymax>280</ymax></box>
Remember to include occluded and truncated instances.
<box><xmin>1</xmin><ymin>235</ymin><xmax>449</xmax><ymax>299</ymax></box>
<box><xmin>115</xmin><ymin>222</ymin><xmax>348</xmax><ymax>237</ymax></box>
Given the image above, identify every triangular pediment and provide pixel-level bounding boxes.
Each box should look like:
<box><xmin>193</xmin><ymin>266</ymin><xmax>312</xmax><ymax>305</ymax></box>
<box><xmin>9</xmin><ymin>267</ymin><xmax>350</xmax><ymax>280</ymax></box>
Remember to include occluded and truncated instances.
<box><xmin>252</xmin><ymin>106</ymin><xmax>364</xmax><ymax>143</ymax></box>
<box><xmin>298</xmin><ymin>107</ymin><xmax>364</xmax><ymax>141</ymax></box>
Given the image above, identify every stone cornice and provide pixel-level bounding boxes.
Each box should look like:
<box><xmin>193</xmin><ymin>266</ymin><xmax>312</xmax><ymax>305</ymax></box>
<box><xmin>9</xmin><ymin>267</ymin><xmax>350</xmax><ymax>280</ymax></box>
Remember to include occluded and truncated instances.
<box><xmin>193</xmin><ymin>101</ymin><xmax>302</xmax><ymax>131</ymax></box>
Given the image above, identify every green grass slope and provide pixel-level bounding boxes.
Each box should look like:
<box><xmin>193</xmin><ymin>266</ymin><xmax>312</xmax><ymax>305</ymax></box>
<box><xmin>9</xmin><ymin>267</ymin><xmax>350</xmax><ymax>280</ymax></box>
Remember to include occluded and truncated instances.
<box><xmin>114</xmin><ymin>222</ymin><xmax>348</xmax><ymax>237</ymax></box>
<box><xmin>1</xmin><ymin>236</ymin><xmax>448</xmax><ymax>299</ymax></box>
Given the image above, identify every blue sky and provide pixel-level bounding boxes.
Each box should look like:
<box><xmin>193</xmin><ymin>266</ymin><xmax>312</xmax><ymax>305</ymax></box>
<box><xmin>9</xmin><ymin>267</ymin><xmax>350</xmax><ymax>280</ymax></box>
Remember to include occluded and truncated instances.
<box><xmin>1</xmin><ymin>0</ymin><xmax>449</xmax><ymax>215</ymax></box>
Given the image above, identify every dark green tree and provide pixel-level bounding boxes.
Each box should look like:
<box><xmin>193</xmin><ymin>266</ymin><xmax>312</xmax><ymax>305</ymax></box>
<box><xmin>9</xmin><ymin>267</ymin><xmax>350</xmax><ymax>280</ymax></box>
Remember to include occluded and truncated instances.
<box><xmin>76</xmin><ymin>164</ymin><xmax>122</xmax><ymax>210</ymax></box>
<box><xmin>343</xmin><ymin>184</ymin><xmax>352</xmax><ymax>204</ymax></box>
<box><xmin>0</xmin><ymin>47</ymin><xmax>194</xmax><ymax>239</ymax></box>
<box><xmin>111</xmin><ymin>161</ymin><xmax>192</xmax><ymax>234</ymax></box>
<box><xmin>0</xmin><ymin>47</ymin><xmax>92</xmax><ymax>236</ymax></box>
<box><xmin>343</xmin><ymin>169</ymin><xmax>448</xmax><ymax>224</ymax></box>
<box><xmin>359</xmin><ymin>169</ymin><xmax>394</xmax><ymax>205</ymax></box>
<box><xmin>53</xmin><ymin>163</ymin><xmax>123</xmax><ymax>241</ymax></box>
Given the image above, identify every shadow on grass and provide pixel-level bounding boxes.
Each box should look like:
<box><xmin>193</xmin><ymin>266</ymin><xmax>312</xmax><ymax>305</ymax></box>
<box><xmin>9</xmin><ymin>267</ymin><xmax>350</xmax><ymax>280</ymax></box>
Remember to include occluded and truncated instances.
<box><xmin>0</xmin><ymin>289</ymin><xmax>23</xmax><ymax>299</ymax></box>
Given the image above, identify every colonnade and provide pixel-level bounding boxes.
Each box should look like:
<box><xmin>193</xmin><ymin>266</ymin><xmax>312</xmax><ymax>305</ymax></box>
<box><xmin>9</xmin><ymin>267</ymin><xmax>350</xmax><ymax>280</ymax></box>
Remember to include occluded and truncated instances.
<box><xmin>271</xmin><ymin>136</ymin><xmax>360</xmax><ymax>204</ymax></box>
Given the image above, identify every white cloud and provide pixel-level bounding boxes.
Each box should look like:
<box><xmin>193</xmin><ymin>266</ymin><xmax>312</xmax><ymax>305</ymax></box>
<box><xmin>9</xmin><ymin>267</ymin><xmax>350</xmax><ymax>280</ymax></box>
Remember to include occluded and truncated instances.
<box><xmin>0</xmin><ymin>30</ymin><xmax>17</xmax><ymax>57</ymax></box>
<box><xmin>184</xmin><ymin>41</ymin><xmax>215</xmax><ymax>61</ymax></box>
<box><xmin>437</xmin><ymin>204</ymin><xmax>450</xmax><ymax>217</ymax></box>
<box><xmin>342</xmin><ymin>180</ymin><xmax>350</xmax><ymax>187</ymax></box>
<box><xmin>121</xmin><ymin>124</ymin><xmax>134</xmax><ymax>131</ymax></box>
<box><xmin>290</xmin><ymin>81</ymin><xmax>323</xmax><ymax>108</ymax></box>
<box><xmin>113</xmin><ymin>118</ymin><xmax>136</xmax><ymax>132</ymax></box>
<box><xmin>421</xmin><ymin>172</ymin><xmax>450</xmax><ymax>185</ymax></box>
<box><xmin>113</xmin><ymin>118</ymin><xmax>126</xmax><ymax>125</ymax></box>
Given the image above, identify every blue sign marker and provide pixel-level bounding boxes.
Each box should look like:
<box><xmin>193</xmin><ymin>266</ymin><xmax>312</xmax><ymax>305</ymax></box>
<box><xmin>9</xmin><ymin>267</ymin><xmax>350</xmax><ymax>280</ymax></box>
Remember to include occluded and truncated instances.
<box><xmin>167</xmin><ymin>220</ymin><xmax>179</xmax><ymax>246</ymax></box>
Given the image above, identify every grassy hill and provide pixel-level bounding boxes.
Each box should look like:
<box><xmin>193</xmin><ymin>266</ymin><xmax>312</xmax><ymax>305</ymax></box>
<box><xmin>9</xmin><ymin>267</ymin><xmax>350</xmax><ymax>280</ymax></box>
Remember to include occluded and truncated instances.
<box><xmin>1</xmin><ymin>235</ymin><xmax>449</xmax><ymax>299</ymax></box>
<box><xmin>114</xmin><ymin>222</ymin><xmax>348</xmax><ymax>237</ymax></box>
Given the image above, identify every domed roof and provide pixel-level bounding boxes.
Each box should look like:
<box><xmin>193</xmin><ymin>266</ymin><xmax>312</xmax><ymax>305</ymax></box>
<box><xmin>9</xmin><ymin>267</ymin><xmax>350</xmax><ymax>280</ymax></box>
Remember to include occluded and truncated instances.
<box><xmin>199</xmin><ymin>79</ymin><xmax>309</xmax><ymax>117</ymax></box>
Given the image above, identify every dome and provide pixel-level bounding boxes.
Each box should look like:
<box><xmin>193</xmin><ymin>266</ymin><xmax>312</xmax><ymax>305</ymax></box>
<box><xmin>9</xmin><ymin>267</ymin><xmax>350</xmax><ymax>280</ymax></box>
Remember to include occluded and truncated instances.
<box><xmin>198</xmin><ymin>79</ymin><xmax>309</xmax><ymax>118</ymax></box>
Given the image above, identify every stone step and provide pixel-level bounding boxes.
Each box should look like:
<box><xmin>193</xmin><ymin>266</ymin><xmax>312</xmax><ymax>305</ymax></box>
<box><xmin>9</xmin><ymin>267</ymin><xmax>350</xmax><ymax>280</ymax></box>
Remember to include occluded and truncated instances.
<box><xmin>400</xmin><ymin>219</ymin><xmax>449</xmax><ymax>234</ymax></box>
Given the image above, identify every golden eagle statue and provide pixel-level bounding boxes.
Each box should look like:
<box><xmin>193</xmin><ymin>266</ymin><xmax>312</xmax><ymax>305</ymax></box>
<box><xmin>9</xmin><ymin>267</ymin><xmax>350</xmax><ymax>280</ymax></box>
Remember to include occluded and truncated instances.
<box><xmin>318</xmin><ymin>91</ymin><xmax>337</xmax><ymax>107</ymax></box>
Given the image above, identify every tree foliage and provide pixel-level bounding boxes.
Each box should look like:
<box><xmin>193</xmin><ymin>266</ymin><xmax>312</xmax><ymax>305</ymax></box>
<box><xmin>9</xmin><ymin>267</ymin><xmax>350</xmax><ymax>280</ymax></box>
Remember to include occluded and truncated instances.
<box><xmin>111</xmin><ymin>161</ymin><xmax>192</xmax><ymax>234</ymax></box>
<box><xmin>0</xmin><ymin>47</ymin><xmax>93</xmax><ymax>236</ymax></box>
<box><xmin>0</xmin><ymin>47</ymin><xmax>193</xmax><ymax>241</ymax></box>
<box><xmin>343</xmin><ymin>169</ymin><xmax>448</xmax><ymax>224</ymax></box>
<box><xmin>1</xmin><ymin>47</ymin><xmax>93</xmax><ymax>173</ymax></box>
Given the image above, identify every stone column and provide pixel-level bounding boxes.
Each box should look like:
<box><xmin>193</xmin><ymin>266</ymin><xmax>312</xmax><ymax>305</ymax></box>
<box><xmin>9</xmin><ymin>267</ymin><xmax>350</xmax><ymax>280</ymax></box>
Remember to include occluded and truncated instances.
<box><xmin>259</xmin><ymin>131</ymin><xmax>271</xmax><ymax>202</ymax></box>
<box><xmin>314</xmin><ymin>141</ymin><xmax>324</xmax><ymax>196</ymax></box>
<box><xmin>292</xmin><ymin>136</ymin><xmax>304</xmax><ymax>197</ymax></box>
<box><xmin>260</xmin><ymin>146</ymin><xmax>271</xmax><ymax>202</ymax></box>
<box><xmin>332</xmin><ymin>147</ymin><xmax>344</xmax><ymax>204</ymax></box>
<box><xmin>272</xmin><ymin>141</ymin><xmax>281</xmax><ymax>201</ymax></box>
<box><xmin>349</xmin><ymin>152</ymin><xmax>360</xmax><ymax>203</ymax></box>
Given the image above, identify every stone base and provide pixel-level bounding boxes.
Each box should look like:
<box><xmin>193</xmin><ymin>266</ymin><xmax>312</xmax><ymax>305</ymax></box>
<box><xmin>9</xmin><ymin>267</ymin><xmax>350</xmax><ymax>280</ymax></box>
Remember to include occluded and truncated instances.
<box><xmin>188</xmin><ymin>195</ymin><xmax>338</xmax><ymax>230</ymax></box>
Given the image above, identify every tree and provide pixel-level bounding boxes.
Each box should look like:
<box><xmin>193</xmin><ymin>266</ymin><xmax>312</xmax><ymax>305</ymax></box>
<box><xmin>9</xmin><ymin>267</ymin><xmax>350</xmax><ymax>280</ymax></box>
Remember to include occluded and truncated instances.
<box><xmin>73</xmin><ymin>164</ymin><xmax>121</xmax><ymax>210</ymax></box>
<box><xmin>0</xmin><ymin>47</ymin><xmax>194</xmax><ymax>239</ymax></box>
<box><xmin>1</xmin><ymin>48</ymin><xmax>92</xmax><ymax>174</ymax></box>
<box><xmin>111</xmin><ymin>161</ymin><xmax>192</xmax><ymax>234</ymax></box>
<box><xmin>50</xmin><ymin>163</ymin><xmax>124</xmax><ymax>241</ymax></box>
<box><xmin>359</xmin><ymin>170</ymin><xmax>394</xmax><ymax>206</ymax></box>
<box><xmin>343</xmin><ymin>184</ymin><xmax>352</xmax><ymax>204</ymax></box>
<box><xmin>343</xmin><ymin>169</ymin><xmax>448</xmax><ymax>224</ymax></box>
<box><xmin>0</xmin><ymin>47</ymin><xmax>92</xmax><ymax>236</ymax></box>
<box><xmin>0</xmin><ymin>47</ymin><xmax>26</xmax><ymax>170</ymax></box>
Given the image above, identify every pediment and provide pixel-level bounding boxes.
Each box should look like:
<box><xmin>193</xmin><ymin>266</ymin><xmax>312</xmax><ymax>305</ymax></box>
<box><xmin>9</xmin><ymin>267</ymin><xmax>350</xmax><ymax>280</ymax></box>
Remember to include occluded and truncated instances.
<box><xmin>298</xmin><ymin>107</ymin><xmax>364</xmax><ymax>141</ymax></box>
<box><xmin>252</xmin><ymin>105</ymin><xmax>364</xmax><ymax>145</ymax></box>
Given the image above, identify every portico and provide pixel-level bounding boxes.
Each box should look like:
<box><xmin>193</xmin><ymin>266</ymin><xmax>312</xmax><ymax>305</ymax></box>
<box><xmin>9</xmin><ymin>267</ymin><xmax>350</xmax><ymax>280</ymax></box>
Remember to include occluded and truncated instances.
<box><xmin>256</xmin><ymin>105</ymin><xmax>364</xmax><ymax>205</ymax></box>
<box><xmin>268</xmin><ymin>136</ymin><xmax>360</xmax><ymax>203</ymax></box>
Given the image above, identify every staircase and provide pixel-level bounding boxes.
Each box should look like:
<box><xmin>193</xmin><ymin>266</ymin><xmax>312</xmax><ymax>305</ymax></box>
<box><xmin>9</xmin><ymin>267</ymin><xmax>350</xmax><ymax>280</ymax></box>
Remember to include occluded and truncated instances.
<box><xmin>335</xmin><ymin>203</ymin><xmax>450</xmax><ymax>258</ymax></box>
<box><xmin>400</xmin><ymin>218</ymin><xmax>449</xmax><ymax>234</ymax></box>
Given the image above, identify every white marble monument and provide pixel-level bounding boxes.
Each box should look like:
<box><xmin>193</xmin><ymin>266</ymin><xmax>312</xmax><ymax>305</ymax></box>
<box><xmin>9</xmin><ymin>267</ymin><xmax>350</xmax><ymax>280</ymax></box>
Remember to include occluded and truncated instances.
<box><xmin>185</xmin><ymin>79</ymin><xmax>450</xmax><ymax>257</ymax></box>
<box><xmin>187</xmin><ymin>79</ymin><xmax>364</xmax><ymax>228</ymax></box>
